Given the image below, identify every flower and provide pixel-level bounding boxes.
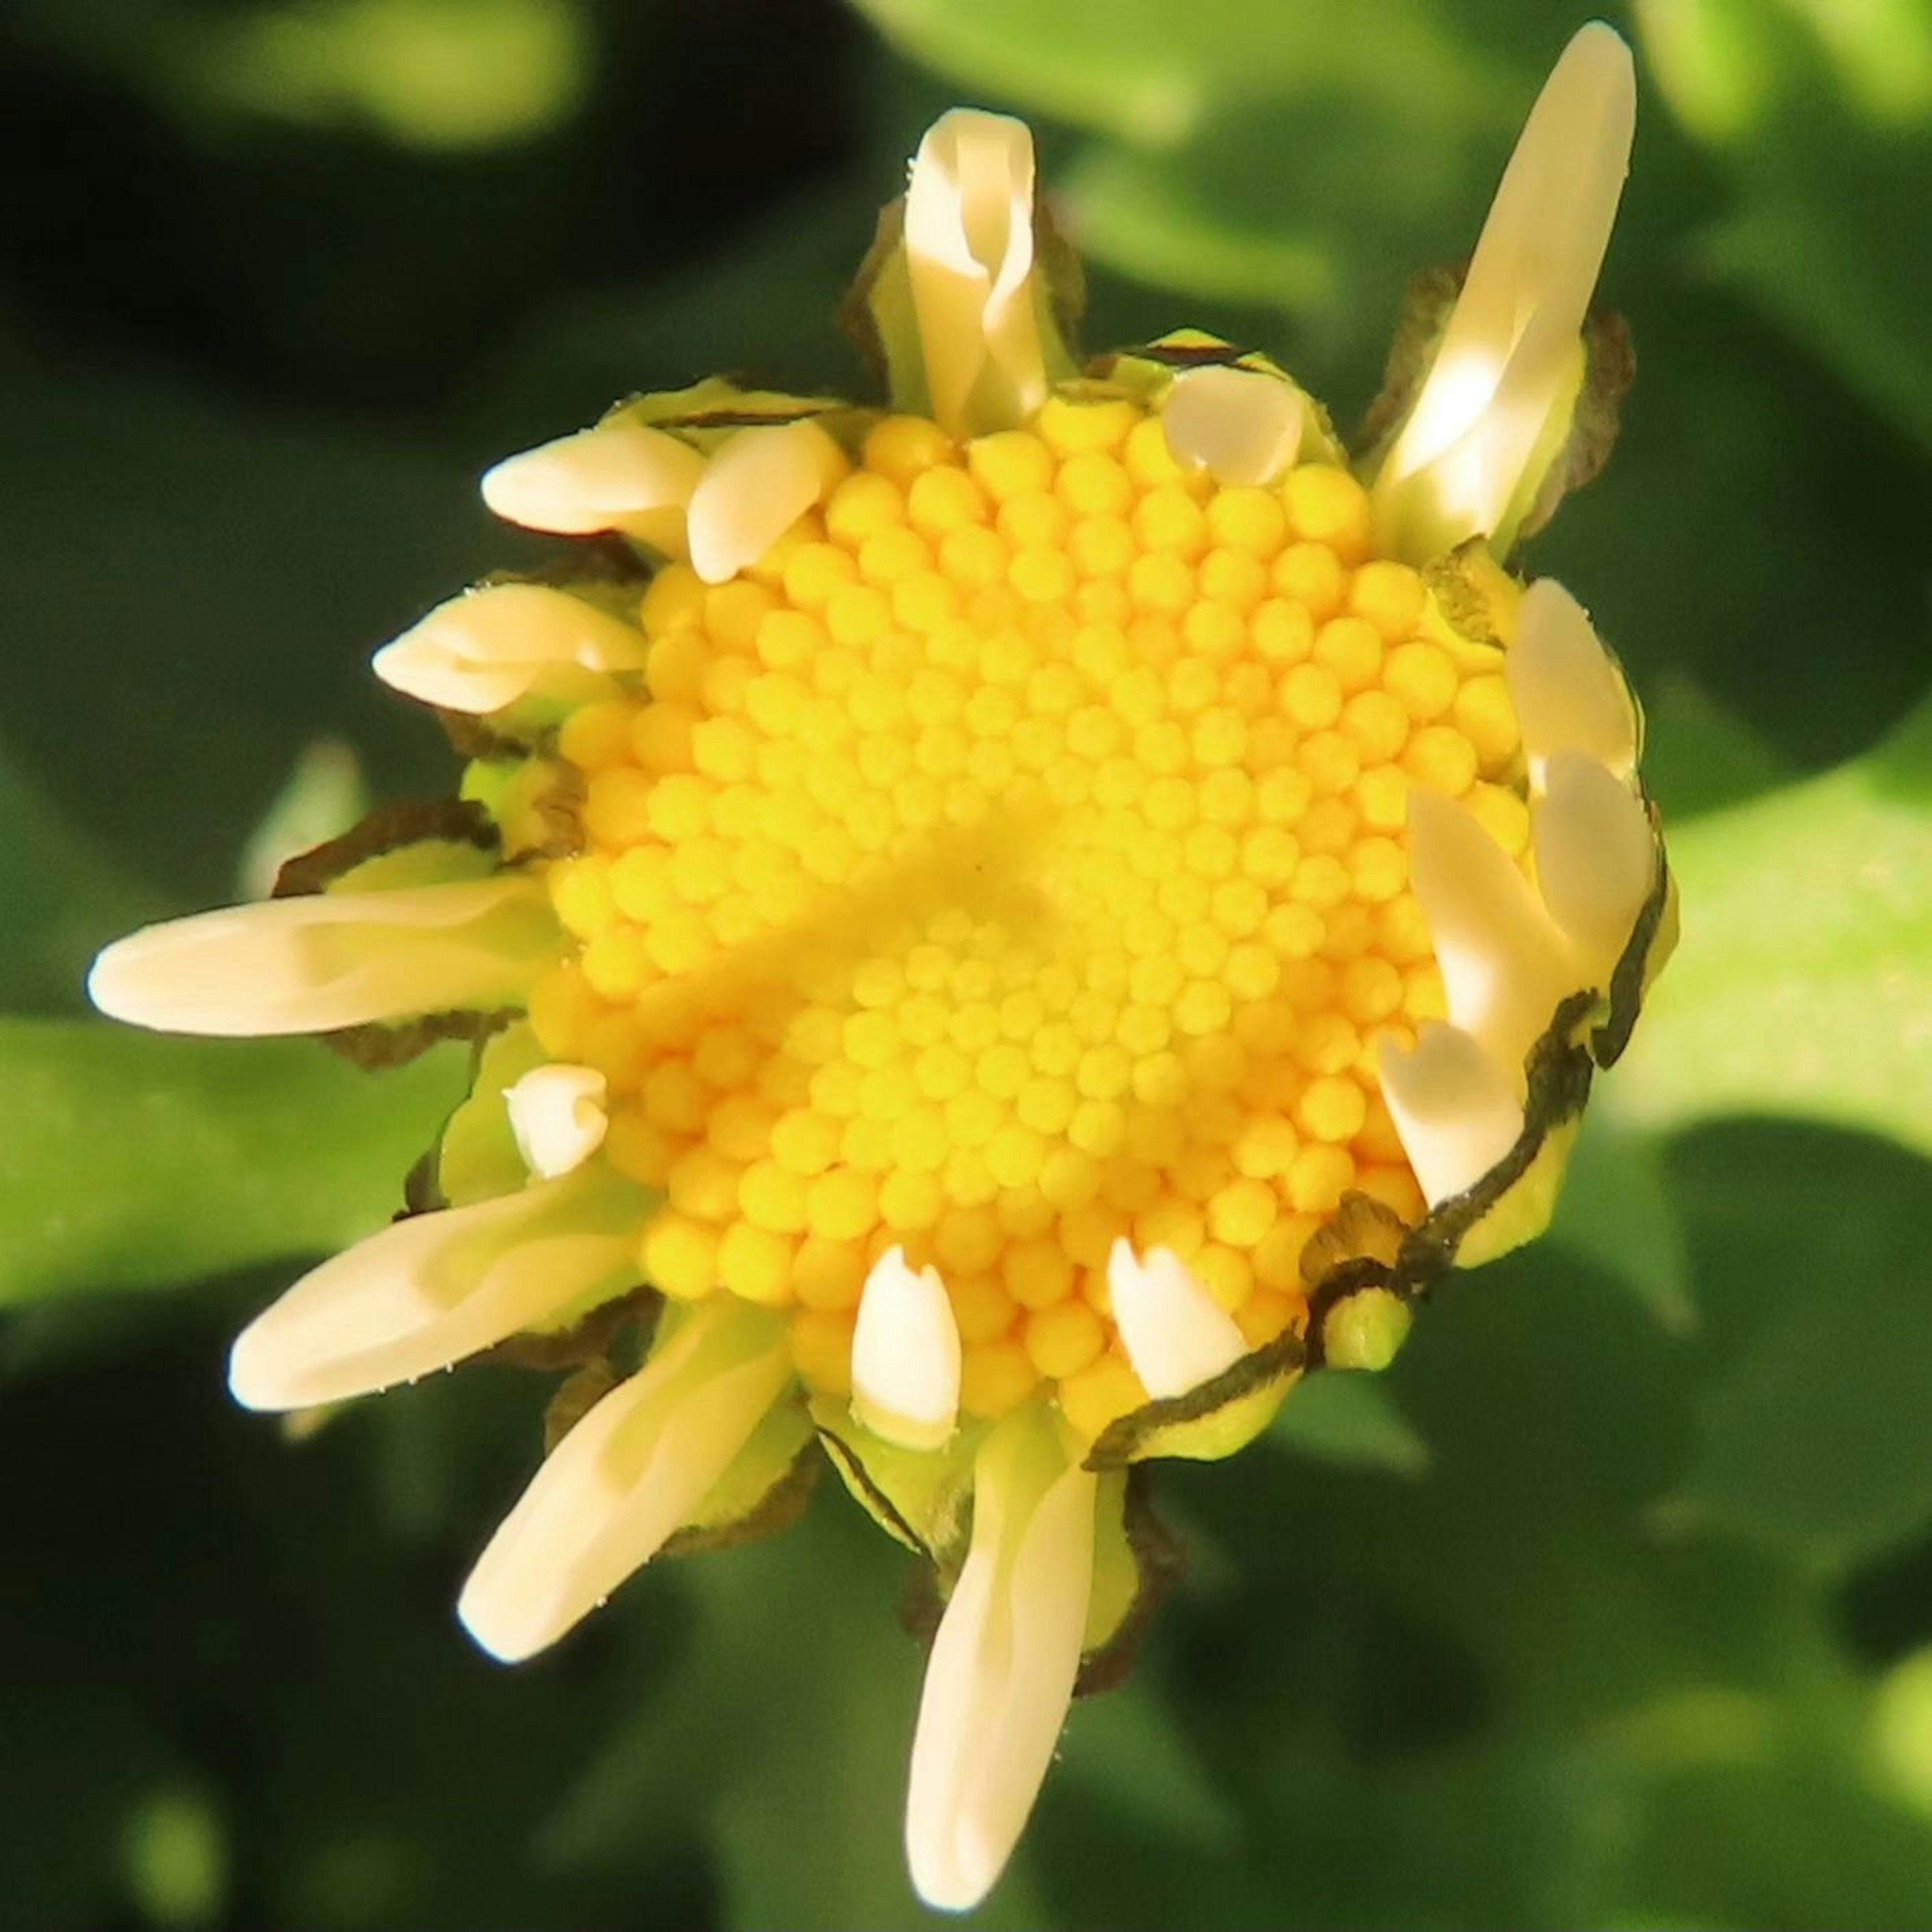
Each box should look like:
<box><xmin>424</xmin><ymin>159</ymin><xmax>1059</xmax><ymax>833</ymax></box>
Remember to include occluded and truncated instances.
<box><xmin>88</xmin><ymin>23</ymin><xmax>1672</xmax><ymax>1914</ymax></box>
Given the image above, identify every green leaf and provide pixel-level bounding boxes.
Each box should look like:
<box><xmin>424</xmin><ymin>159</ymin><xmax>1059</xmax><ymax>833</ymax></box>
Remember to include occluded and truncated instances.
<box><xmin>0</xmin><ymin>1021</ymin><xmax>463</xmax><ymax>1306</ymax></box>
<box><xmin>1601</xmin><ymin>699</ymin><xmax>1932</xmax><ymax>1159</ymax></box>
<box><xmin>1638</xmin><ymin>0</ymin><xmax>1932</xmax><ymax>455</ymax></box>
<box><xmin>1662</xmin><ymin>1254</ymin><xmax>1932</xmax><ymax>1575</ymax></box>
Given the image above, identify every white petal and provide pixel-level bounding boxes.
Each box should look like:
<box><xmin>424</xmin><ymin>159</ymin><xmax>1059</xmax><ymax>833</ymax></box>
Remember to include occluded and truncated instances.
<box><xmin>228</xmin><ymin>1169</ymin><xmax>639</xmax><ymax>1411</ymax></box>
<box><xmin>685</xmin><ymin>420</ymin><xmax>844</xmax><ymax>586</ymax></box>
<box><xmin>1533</xmin><ymin>748</ymin><xmax>1656</xmax><ymax>972</ymax></box>
<box><xmin>480</xmin><ymin>420</ymin><xmax>705</xmax><ymax>543</ymax></box>
<box><xmin>905</xmin><ymin>1409</ymin><xmax>1096</xmax><ymax>1912</ymax></box>
<box><xmin>1378</xmin><ymin>1022</ymin><xmax>1525</xmax><ymax>1208</ymax></box>
<box><xmin>1506</xmin><ymin>578</ymin><xmax>1639</xmax><ymax>789</ymax></box>
<box><xmin>1407</xmin><ymin>787</ymin><xmax>1574</xmax><ymax>1078</ymax></box>
<box><xmin>372</xmin><ymin>583</ymin><xmax>647</xmax><ymax>714</ymax></box>
<box><xmin>1106</xmin><ymin>1240</ymin><xmax>1247</xmax><ymax>1398</ymax></box>
<box><xmin>904</xmin><ymin>109</ymin><xmax>1053</xmax><ymax>439</ymax></box>
<box><xmin>87</xmin><ymin>875</ymin><xmax>557</xmax><ymax>1037</ymax></box>
<box><xmin>1373</xmin><ymin>25</ymin><xmax>1635</xmax><ymax>555</ymax></box>
<box><xmin>850</xmin><ymin>1247</ymin><xmax>961</xmax><ymax>1451</ymax></box>
<box><xmin>1160</xmin><ymin>365</ymin><xmax>1304</xmax><ymax>487</ymax></box>
<box><xmin>457</xmin><ymin>1299</ymin><xmax>790</xmax><ymax>1663</ymax></box>
<box><xmin>506</xmin><ymin>1063</ymin><xmax>609</xmax><ymax>1179</ymax></box>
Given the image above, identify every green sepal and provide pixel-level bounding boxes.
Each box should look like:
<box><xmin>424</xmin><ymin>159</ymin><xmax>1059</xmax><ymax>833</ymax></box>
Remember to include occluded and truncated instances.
<box><xmin>1420</xmin><ymin>538</ymin><xmax>1521</xmax><ymax>675</ymax></box>
<box><xmin>270</xmin><ymin>797</ymin><xmax>523</xmax><ymax>1069</ymax></box>
<box><xmin>606</xmin><ymin>376</ymin><xmax>854</xmax><ymax>448</ymax></box>
<box><xmin>435</xmin><ymin>1022</ymin><xmax>549</xmax><ymax>1206</ymax></box>
<box><xmin>662</xmin><ymin>1395</ymin><xmax>820</xmax><ymax>1561</ymax></box>
<box><xmin>1510</xmin><ymin>303</ymin><xmax>1635</xmax><ymax>548</ymax></box>
<box><xmin>459</xmin><ymin>755</ymin><xmax>584</xmax><ymax>863</ymax></box>
<box><xmin>1397</xmin><ymin>989</ymin><xmax>1599</xmax><ymax>1284</ymax></box>
<box><xmin>1073</xmin><ymin>1468</ymin><xmax>1184</xmax><ymax>1698</ymax></box>
<box><xmin>841</xmin><ymin>196</ymin><xmax>1086</xmax><ymax>427</ymax></box>
<box><xmin>1356</xmin><ymin>264</ymin><xmax>1633</xmax><ymax>558</ymax></box>
<box><xmin>1092</xmin><ymin>328</ymin><xmax>1346</xmax><ymax>468</ymax></box>
<box><xmin>811</xmin><ymin>1395</ymin><xmax>979</xmax><ymax>1566</ymax></box>
<box><xmin>1591</xmin><ymin>831</ymin><xmax>1677</xmax><ymax>1071</ymax></box>
<box><xmin>273</xmin><ymin>796</ymin><xmax>500</xmax><ymax>899</ymax></box>
<box><xmin>1086</xmin><ymin>1333</ymin><xmax>1305</xmax><ymax>1471</ymax></box>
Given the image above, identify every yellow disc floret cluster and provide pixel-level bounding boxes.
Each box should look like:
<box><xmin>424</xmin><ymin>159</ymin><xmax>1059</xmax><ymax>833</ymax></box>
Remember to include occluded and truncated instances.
<box><xmin>523</xmin><ymin>395</ymin><xmax>1531</xmax><ymax>1442</ymax></box>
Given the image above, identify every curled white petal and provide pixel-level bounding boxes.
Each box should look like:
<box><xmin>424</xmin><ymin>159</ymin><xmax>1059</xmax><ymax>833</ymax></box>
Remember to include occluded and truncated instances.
<box><xmin>457</xmin><ymin>1299</ymin><xmax>790</xmax><ymax>1663</ymax></box>
<box><xmin>905</xmin><ymin>1409</ymin><xmax>1096</xmax><ymax>1912</ymax></box>
<box><xmin>228</xmin><ymin>1168</ymin><xmax>639</xmax><ymax>1411</ymax></box>
<box><xmin>1373</xmin><ymin>25</ymin><xmax>1635</xmax><ymax>556</ymax></box>
<box><xmin>1106</xmin><ymin>1240</ymin><xmax>1247</xmax><ymax>1398</ymax></box>
<box><xmin>1378</xmin><ymin>1022</ymin><xmax>1525</xmax><ymax>1208</ymax></box>
<box><xmin>1506</xmin><ymin>578</ymin><xmax>1639</xmax><ymax>790</ymax></box>
<box><xmin>506</xmin><ymin>1063</ymin><xmax>609</xmax><ymax>1180</ymax></box>
<box><xmin>685</xmin><ymin>420</ymin><xmax>844</xmax><ymax>586</ymax></box>
<box><xmin>904</xmin><ymin>109</ymin><xmax>1052</xmax><ymax>439</ymax></box>
<box><xmin>1160</xmin><ymin>365</ymin><xmax>1304</xmax><ymax>487</ymax></box>
<box><xmin>372</xmin><ymin>583</ymin><xmax>647</xmax><ymax>714</ymax></box>
<box><xmin>1533</xmin><ymin>748</ymin><xmax>1656</xmax><ymax>972</ymax></box>
<box><xmin>851</xmin><ymin>1246</ymin><xmax>961</xmax><ymax>1451</ymax></box>
<box><xmin>480</xmin><ymin>420</ymin><xmax>705</xmax><ymax>545</ymax></box>
<box><xmin>87</xmin><ymin>875</ymin><xmax>557</xmax><ymax>1038</ymax></box>
<box><xmin>1407</xmin><ymin>787</ymin><xmax>1575</xmax><ymax>1079</ymax></box>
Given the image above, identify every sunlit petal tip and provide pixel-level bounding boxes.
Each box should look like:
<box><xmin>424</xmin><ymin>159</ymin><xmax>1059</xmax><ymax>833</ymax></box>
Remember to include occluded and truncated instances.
<box><xmin>86</xmin><ymin>875</ymin><xmax>555</xmax><ymax>1038</ymax></box>
<box><xmin>905</xmin><ymin>1410</ymin><xmax>1097</xmax><ymax>1911</ymax></box>
<box><xmin>1373</xmin><ymin>26</ymin><xmax>1635</xmax><ymax>556</ymax></box>
<box><xmin>903</xmin><ymin>109</ymin><xmax>1053</xmax><ymax>440</ymax></box>
<box><xmin>456</xmin><ymin>1300</ymin><xmax>791</xmax><ymax>1663</ymax></box>
<box><xmin>226</xmin><ymin>1174</ymin><xmax>632</xmax><ymax>1413</ymax></box>
<box><xmin>685</xmin><ymin>420</ymin><xmax>846</xmax><ymax>586</ymax></box>
<box><xmin>505</xmin><ymin>1063</ymin><xmax>609</xmax><ymax>1179</ymax></box>
<box><xmin>371</xmin><ymin>582</ymin><xmax>647</xmax><ymax>714</ymax></box>
<box><xmin>850</xmin><ymin>1246</ymin><xmax>962</xmax><ymax>1451</ymax></box>
<box><xmin>1377</xmin><ymin>1022</ymin><xmax>1525</xmax><ymax>1208</ymax></box>
<box><xmin>1533</xmin><ymin>747</ymin><xmax>1656</xmax><ymax>965</ymax></box>
<box><xmin>1106</xmin><ymin>1239</ymin><xmax>1248</xmax><ymax>1399</ymax></box>
<box><xmin>1406</xmin><ymin>786</ymin><xmax>1574</xmax><ymax>1073</ymax></box>
<box><xmin>479</xmin><ymin>420</ymin><xmax>706</xmax><ymax>537</ymax></box>
<box><xmin>1507</xmin><ymin>578</ymin><xmax>1639</xmax><ymax>786</ymax></box>
<box><xmin>1160</xmin><ymin>365</ymin><xmax>1304</xmax><ymax>487</ymax></box>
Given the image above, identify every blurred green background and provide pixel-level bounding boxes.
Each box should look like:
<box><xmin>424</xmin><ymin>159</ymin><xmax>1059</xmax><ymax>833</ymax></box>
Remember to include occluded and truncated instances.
<box><xmin>5</xmin><ymin>0</ymin><xmax>1932</xmax><ymax>1925</ymax></box>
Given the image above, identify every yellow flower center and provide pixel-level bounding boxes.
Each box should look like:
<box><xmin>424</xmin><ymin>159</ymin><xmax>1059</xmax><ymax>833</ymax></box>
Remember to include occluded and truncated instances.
<box><xmin>524</xmin><ymin>394</ymin><xmax>1532</xmax><ymax>1441</ymax></box>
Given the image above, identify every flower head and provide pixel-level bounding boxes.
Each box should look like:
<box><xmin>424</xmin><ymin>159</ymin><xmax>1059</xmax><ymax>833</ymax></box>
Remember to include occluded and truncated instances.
<box><xmin>90</xmin><ymin>24</ymin><xmax>1671</xmax><ymax>1913</ymax></box>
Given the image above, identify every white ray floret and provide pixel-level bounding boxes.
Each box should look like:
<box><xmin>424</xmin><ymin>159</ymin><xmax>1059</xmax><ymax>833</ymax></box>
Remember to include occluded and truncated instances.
<box><xmin>1160</xmin><ymin>364</ymin><xmax>1305</xmax><ymax>487</ymax></box>
<box><xmin>1406</xmin><ymin>786</ymin><xmax>1574</xmax><ymax>1079</ymax></box>
<box><xmin>506</xmin><ymin>1063</ymin><xmax>609</xmax><ymax>1180</ymax></box>
<box><xmin>227</xmin><ymin>1168</ymin><xmax>638</xmax><ymax>1411</ymax></box>
<box><xmin>371</xmin><ymin>582</ymin><xmax>647</xmax><ymax>714</ymax></box>
<box><xmin>1506</xmin><ymin>578</ymin><xmax>1639</xmax><ymax>790</ymax></box>
<box><xmin>480</xmin><ymin>419</ymin><xmax>706</xmax><ymax>546</ymax></box>
<box><xmin>850</xmin><ymin>1247</ymin><xmax>962</xmax><ymax>1451</ymax></box>
<box><xmin>685</xmin><ymin>419</ymin><xmax>845</xmax><ymax>585</ymax></box>
<box><xmin>905</xmin><ymin>1408</ymin><xmax>1096</xmax><ymax>1912</ymax></box>
<box><xmin>1378</xmin><ymin>1022</ymin><xmax>1526</xmax><ymax>1209</ymax></box>
<box><xmin>1107</xmin><ymin>1241</ymin><xmax>1248</xmax><ymax>1398</ymax></box>
<box><xmin>902</xmin><ymin>109</ymin><xmax>1057</xmax><ymax>440</ymax></box>
<box><xmin>457</xmin><ymin>1299</ymin><xmax>791</xmax><ymax>1664</ymax></box>
<box><xmin>1372</xmin><ymin>25</ymin><xmax>1636</xmax><ymax>558</ymax></box>
<box><xmin>87</xmin><ymin>874</ymin><xmax>556</xmax><ymax>1038</ymax></box>
<box><xmin>1532</xmin><ymin>748</ymin><xmax>1656</xmax><ymax>974</ymax></box>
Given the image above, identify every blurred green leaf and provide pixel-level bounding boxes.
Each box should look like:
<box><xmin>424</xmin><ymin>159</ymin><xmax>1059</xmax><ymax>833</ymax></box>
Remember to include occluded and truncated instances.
<box><xmin>1549</xmin><ymin>1115</ymin><xmax>1697</xmax><ymax>1335</ymax></box>
<box><xmin>1637</xmin><ymin>0</ymin><xmax>1932</xmax><ymax>452</ymax></box>
<box><xmin>1270</xmin><ymin>1367</ymin><xmax>1430</xmax><ymax>1476</ymax></box>
<box><xmin>0</xmin><ymin>1022</ymin><xmax>462</xmax><ymax>1306</ymax></box>
<box><xmin>1604</xmin><ymin>697</ymin><xmax>1932</xmax><ymax>1159</ymax></box>
<box><xmin>1664</xmin><ymin>1255</ymin><xmax>1932</xmax><ymax>1575</ymax></box>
